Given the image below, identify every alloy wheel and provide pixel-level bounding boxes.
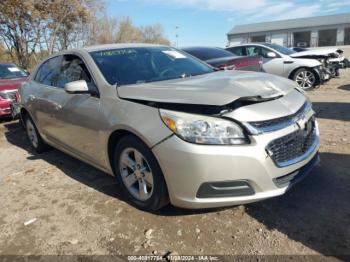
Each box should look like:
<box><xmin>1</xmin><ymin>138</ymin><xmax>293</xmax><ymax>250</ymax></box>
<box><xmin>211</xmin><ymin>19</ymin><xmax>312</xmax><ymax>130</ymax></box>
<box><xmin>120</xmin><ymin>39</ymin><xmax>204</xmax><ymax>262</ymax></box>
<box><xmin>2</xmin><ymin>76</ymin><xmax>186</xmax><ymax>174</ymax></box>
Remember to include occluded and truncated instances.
<box><xmin>295</xmin><ymin>70</ymin><xmax>316</xmax><ymax>89</ymax></box>
<box><xmin>119</xmin><ymin>148</ymin><xmax>154</xmax><ymax>201</ymax></box>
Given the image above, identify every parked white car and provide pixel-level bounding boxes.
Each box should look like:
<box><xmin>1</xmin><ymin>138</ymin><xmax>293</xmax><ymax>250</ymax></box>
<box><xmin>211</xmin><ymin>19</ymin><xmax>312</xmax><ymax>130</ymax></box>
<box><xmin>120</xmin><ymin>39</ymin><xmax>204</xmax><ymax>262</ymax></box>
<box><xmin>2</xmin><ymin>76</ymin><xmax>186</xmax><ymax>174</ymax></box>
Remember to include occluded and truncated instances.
<box><xmin>227</xmin><ymin>43</ymin><xmax>330</xmax><ymax>90</ymax></box>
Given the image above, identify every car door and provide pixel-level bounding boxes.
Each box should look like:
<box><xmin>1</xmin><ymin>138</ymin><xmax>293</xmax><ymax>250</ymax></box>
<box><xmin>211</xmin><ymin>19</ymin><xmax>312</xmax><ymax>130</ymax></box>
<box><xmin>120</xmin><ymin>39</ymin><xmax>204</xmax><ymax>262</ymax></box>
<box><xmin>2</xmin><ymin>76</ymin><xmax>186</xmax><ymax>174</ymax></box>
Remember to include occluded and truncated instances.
<box><xmin>39</xmin><ymin>54</ymin><xmax>105</xmax><ymax>167</ymax></box>
<box><xmin>244</xmin><ymin>45</ymin><xmax>285</xmax><ymax>76</ymax></box>
<box><xmin>31</xmin><ymin>55</ymin><xmax>65</xmax><ymax>137</ymax></box>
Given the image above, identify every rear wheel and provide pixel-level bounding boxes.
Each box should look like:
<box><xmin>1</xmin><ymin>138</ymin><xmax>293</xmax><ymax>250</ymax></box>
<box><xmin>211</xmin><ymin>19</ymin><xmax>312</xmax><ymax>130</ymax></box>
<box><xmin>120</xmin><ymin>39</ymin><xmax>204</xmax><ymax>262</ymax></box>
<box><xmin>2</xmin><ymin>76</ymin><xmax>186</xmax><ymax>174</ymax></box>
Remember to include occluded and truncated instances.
<box><xmin>25</xmin><ymin>115</ymin><xmax>49</xmax><ymax>153</ymax></box>
<box><xmin>113</xmin><ymin>135</ymin><xmax>169</xmax><ymax>211</ymax></box>
<box><xmin>293</xmin><ymin>68</ymin><xmax>317</xmax><ymax>90</ymax></box>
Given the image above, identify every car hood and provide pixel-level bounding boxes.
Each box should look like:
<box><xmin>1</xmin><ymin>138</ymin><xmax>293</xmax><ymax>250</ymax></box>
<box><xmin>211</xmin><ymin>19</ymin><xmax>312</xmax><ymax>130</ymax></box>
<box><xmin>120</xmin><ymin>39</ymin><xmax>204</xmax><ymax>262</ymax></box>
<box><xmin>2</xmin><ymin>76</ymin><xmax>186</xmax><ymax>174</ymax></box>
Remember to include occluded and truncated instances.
<box><xmin>290</xmin><ymin>48</ymin><xmax>341</xmax><ymax>58</ymax></box>
<box><xmin>117</xmin><ymin>71</ymin><xmax>295</xmax><ymax>106</ymax></box>
<box><xmin>0</xmin><ymin>77</ymin><xmax>27</xmax><ymax>91</ymax></box>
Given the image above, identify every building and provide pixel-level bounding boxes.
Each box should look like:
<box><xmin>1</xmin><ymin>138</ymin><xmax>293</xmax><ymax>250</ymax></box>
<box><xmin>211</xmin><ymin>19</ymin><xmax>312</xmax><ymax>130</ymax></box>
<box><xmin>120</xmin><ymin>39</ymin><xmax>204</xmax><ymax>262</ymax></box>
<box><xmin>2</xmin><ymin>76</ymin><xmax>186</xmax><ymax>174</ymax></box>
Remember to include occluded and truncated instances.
<box><xmin>227</xmin><ymin>13</ymin><xmax>350</xmax><ymax>48</ymax></box>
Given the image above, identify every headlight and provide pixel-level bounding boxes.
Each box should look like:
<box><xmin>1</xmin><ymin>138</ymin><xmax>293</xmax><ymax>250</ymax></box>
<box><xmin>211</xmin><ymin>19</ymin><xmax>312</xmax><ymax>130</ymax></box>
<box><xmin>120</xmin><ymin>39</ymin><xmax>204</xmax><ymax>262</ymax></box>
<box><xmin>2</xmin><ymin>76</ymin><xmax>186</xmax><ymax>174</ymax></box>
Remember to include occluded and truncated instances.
<box><xmin>159</xmin><ymin>109</ymin><xmax>248</xmax><ymax>145</ymax></box>
<box><xmin>0</xmin><ymin>92</ymin><xmax>8</xmax><ymax>100</ymax></box>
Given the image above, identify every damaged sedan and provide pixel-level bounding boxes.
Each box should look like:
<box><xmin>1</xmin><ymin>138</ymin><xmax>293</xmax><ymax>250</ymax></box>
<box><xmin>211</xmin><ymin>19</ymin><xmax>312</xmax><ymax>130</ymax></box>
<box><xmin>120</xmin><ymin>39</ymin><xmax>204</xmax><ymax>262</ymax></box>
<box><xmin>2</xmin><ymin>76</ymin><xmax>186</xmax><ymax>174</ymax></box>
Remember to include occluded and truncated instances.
<box><xmin>18</xmin><ymin>44</ymin><xmax>320</xmax><ymax>211</ymax></box>
<box><xmin>290</xmin><ymin>48</ymin><xmax>350</xmax><ymax>77</ymax></box>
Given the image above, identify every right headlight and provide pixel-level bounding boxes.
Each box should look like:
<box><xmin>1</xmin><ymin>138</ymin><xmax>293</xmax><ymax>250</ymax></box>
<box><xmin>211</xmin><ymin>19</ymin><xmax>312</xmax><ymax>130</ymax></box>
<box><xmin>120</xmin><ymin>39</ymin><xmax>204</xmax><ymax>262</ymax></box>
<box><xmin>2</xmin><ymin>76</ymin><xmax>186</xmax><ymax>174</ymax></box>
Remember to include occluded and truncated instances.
<box><xmin>159</xmin><ymin>109</ymin><xmax>248</xmax><ymax>145</ymax></box>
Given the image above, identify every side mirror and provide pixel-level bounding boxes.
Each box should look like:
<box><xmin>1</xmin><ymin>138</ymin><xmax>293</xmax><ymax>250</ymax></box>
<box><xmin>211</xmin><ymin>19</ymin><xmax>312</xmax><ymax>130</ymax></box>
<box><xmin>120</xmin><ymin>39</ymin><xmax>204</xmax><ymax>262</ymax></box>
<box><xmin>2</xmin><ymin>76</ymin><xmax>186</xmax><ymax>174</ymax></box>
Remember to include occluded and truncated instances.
<box><xmin>64</xmin><ymin>80</ymin><xmax>89</xmax><ymax>94</ymax></box>
<box><xmin>267</xmin><ymin>52</ymin><xmax>277</xmax><ymax>58</ymax></box>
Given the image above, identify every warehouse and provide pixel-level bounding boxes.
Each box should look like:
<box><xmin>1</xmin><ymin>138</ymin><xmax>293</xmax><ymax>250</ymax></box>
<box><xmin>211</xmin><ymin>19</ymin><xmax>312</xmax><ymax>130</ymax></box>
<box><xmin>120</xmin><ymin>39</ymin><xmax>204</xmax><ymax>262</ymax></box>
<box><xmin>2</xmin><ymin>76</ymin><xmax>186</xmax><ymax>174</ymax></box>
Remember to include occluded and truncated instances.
<box><xmin>227</xmin><ymin>12</ymin><xmax>350</xmax><ymax>48</ymax></box>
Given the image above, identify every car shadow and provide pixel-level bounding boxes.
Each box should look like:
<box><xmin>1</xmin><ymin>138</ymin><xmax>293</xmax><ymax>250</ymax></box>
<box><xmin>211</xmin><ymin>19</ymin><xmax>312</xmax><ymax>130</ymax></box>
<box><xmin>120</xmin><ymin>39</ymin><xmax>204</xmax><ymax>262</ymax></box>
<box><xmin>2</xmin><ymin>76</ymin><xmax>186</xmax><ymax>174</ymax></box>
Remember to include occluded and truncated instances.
<box><xmin>338</xmin><ymin>84</ymin><xmax>350</xmax><ymax>91</ymax></box>
<box><xmin>0</xmin><ymin>116</ymin><xmax>14</xmax><ymax>123</ymax></box>
<box><xmin>2</xmin><ymin>121</ymin><xmax>220</xmax><ymax>216</ymax></box>
<box><xmin>312</xmin><ymin>102</ymin><xmax>350</xmax><ymax>122</ymax></box>
<box><xmin>246</xmin><ymin>152</ymin><xmax>350</xmax><ymax>258</ymax></box>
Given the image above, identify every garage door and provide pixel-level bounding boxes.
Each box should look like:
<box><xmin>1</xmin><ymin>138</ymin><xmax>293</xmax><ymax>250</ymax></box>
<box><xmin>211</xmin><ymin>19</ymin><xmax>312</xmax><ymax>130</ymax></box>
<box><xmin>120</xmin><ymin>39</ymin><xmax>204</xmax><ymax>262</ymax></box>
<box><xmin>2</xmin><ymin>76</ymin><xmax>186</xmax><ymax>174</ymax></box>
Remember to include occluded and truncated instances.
<box><xmin>271</xmin><ymin>34</ymin><xmax>287</xmax><ymax>46</ymax></box>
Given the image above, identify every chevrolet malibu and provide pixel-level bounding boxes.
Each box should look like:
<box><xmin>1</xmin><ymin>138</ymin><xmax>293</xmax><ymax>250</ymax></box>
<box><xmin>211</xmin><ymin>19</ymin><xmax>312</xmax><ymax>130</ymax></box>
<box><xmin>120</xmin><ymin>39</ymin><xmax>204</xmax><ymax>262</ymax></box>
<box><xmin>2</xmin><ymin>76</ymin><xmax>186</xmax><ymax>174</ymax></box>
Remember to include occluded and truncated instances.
<box><xmin>19</xmin><ymin>44</ymin><xmax>320</xmax><ymax>211</ymax></box>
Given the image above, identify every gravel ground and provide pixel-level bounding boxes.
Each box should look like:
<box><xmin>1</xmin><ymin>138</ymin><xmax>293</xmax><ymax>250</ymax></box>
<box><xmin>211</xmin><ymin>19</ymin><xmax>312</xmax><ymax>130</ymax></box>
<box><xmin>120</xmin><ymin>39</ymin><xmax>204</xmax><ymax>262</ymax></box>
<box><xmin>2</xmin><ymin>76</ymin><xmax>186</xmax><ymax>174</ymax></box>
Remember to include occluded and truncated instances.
<box><xmin>0</xmin><ymin>70</ymin><xmax>349</xmax><ymax>260</ymax></box>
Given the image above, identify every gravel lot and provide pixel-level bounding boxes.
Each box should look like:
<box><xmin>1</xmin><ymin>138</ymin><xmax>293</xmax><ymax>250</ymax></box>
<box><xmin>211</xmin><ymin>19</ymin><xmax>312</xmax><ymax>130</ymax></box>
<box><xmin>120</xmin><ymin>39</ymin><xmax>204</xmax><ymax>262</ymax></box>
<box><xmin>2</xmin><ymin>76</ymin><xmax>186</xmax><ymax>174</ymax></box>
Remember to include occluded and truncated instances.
<box><xmin>0</xmin><ymin>70</ymin><xmax>349</xmax><ymax>260</ymax></box>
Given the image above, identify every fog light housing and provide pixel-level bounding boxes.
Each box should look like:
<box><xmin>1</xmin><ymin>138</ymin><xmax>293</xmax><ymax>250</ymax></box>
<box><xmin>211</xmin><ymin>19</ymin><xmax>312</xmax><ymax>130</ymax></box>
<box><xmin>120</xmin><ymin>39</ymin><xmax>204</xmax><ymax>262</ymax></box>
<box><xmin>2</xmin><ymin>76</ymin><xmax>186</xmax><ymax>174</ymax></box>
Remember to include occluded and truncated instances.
<box><xmin>196</xmin><ymin>180</ymin><xmax>254</xmax><ymax>198</ymax></box>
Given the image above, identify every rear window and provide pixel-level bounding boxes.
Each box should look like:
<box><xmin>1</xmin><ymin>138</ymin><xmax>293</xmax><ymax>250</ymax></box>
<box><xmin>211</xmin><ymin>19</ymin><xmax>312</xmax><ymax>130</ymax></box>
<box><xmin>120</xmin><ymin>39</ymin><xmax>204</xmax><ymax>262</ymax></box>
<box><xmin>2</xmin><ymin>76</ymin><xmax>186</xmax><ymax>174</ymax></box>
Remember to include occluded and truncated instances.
<box><xmin>226</xmin><ymin>47</ymin><xmax>245</xmax><ymax>56</ymax></box>
<box><xmin>90</xmin><ymin>47</ymin><xmax>214</xmax><ymax>86</ymax></box>
<box><xmin>182</xmin><ymin>47</ymin><xmax>235</xmax><ymax>61</ymax></box>
<box><xmin>0</xmin><ymin>64</ymin><xmax>28</xmax><ymax>79</ymax></box>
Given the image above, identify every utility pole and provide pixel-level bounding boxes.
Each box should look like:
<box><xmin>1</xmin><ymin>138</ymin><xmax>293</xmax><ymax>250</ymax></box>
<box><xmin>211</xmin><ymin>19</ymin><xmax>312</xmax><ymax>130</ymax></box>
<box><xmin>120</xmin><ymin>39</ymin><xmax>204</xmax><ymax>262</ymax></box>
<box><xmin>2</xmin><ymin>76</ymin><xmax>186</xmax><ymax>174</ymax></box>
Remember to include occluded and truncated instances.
<box><xmin>175</xmin><ymin>26</ymin><xmax>179</xmax><ymax>47</ymax></box>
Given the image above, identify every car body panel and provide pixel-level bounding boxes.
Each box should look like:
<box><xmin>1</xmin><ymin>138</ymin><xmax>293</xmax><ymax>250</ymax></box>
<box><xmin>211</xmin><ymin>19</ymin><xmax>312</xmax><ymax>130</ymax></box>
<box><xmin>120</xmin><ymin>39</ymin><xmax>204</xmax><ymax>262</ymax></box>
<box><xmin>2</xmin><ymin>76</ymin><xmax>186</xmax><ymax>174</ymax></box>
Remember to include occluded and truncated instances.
<box><xmin>117</xmin><ymin>70</ymin><xmax>295</xmax><ymax>106</ymax></box>
<box><xmin>181</xmin><ymin>46</ymin><xmax>262</xmax><ymax>72</ymax></box>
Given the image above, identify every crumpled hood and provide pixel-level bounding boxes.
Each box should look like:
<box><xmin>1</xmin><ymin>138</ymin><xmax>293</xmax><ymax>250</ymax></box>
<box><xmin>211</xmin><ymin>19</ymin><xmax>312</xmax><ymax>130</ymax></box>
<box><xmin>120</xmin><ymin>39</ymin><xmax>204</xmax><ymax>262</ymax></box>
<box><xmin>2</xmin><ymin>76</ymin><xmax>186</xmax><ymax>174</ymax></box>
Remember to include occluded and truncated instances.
<box><xmin>117</xmin><ymin>71</ymin><xmax>296</xmax><ymax>106</ymax></box>
<box><xmin>290</xmin><ymin>48</ymin><xmax>341</xmax><ymax>58</ymax></box>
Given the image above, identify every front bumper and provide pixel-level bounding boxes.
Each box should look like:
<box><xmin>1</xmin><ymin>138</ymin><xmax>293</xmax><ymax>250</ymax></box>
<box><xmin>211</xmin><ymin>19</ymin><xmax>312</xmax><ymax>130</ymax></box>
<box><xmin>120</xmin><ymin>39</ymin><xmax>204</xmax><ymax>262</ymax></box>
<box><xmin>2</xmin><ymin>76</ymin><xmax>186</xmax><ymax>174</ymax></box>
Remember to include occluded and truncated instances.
<box><xmin>152</xmin><ymin>122</ymin><xmax>320</xmax><ymax>209</ymax></box>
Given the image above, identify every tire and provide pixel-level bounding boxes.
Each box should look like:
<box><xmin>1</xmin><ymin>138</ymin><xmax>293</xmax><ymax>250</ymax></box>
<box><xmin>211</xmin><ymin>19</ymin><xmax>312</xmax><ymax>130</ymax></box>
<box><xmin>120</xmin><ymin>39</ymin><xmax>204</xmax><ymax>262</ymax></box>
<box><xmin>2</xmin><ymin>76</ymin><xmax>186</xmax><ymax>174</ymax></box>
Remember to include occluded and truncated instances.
<box><xmin>293</xmin><ymin>68</ymin><xmax>317</xmax><ymax>90</ymax></box>
<box><xmin>24</xmin><ymin>115</ymin><xmax>49</xmax><ymax>153</ymax></box>
<box><xmin>113</xmin><ymin>135</ymin><xmax>169</xmax><ymax>211</ymax></box>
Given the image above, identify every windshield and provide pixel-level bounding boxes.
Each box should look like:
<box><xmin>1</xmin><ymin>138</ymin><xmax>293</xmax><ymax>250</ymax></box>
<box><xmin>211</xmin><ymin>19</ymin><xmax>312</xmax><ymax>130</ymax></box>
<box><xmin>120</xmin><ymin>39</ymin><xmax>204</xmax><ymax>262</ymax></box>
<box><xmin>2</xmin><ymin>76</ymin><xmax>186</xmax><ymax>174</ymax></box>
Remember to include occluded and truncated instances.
<box><xmin>90</xmin><ymin>47</ymin><xmax>214</xmax><ymax>86</ymax></box>
<box><xmin>182</xmin><ymin>47</ymin><xmax>235</xmax><ymax>61</ymax></box>
<box><xmin>0</xmin><ymin>64</ymin><xmax>28</xmax><ymax>79</ymax></box>
<box><xmin>265</xmin><ymin>43</ymin><xmax>296</xmax><ymax>55</ymax></box>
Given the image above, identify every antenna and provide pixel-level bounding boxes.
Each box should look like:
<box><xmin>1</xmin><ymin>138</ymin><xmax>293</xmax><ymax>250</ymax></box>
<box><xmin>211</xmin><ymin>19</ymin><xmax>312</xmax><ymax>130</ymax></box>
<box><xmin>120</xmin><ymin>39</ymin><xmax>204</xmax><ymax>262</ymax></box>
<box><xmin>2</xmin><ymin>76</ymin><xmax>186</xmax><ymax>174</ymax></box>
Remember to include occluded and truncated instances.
<box><xmin>175</xmin><ymin>26</ymin><xmax>179</xmax><ymax>47</ymax></box>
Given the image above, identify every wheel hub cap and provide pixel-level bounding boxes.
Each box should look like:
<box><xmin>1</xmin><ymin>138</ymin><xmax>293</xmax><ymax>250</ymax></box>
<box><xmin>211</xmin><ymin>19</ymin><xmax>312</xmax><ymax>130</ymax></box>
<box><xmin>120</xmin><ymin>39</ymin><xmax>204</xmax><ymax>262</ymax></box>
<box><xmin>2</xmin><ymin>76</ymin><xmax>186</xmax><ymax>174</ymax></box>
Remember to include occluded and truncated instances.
<box><xmin>119</xmin><ymin>148</ymin><xmax>154</xmax><ymax>201</ymax></box>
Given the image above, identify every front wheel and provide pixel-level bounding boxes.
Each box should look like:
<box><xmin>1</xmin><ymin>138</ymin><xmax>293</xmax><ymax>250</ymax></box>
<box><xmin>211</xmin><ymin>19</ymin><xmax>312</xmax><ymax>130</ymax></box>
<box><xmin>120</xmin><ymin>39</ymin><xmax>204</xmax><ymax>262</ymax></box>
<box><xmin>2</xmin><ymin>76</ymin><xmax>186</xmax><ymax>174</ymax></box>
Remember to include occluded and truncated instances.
<box><xmin>293</xmin><ymin>68</ymin><xmax>317</xmax><ymax>90</ymax></box>
<box><xmin>113</xmin><ymin>135</ymin><xmax>169</xmax><ymax>211</ymax></box>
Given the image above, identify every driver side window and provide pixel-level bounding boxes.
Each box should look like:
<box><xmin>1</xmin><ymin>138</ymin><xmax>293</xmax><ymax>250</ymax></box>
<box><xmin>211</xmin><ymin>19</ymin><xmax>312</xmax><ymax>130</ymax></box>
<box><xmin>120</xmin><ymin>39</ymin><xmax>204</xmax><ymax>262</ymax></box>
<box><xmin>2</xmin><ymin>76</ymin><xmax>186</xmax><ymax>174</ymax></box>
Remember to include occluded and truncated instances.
<box><xmin>59</xmin><ymin>54</ymin><xmax>99</xmax><ymax>95</ymax></box>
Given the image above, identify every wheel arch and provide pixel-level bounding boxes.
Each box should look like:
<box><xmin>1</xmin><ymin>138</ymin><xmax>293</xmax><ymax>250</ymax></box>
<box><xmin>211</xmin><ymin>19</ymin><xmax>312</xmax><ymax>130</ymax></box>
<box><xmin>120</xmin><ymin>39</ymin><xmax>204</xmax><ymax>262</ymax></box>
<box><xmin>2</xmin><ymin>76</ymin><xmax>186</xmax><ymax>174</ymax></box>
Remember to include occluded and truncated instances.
<box><xmin>288</xmin><ymin>67</ymin><xmax>321</xmax><ymax>85</ymax></box>
<box><xmin>107</xmin><ymin>129</ymin><xmax>151</xmax><ymax>175</ymax></box>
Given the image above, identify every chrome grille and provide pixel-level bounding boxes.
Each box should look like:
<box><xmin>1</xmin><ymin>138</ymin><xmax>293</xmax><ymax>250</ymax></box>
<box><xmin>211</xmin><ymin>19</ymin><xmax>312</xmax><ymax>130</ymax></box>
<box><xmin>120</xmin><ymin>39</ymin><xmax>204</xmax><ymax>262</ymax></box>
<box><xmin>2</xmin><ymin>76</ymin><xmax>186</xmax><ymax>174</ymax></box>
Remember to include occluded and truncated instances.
<box><xmin>267</xmin><ymin>118</ymin><xmax>317</xmax><ymax>167</ymax></box>
<box><xmin>247</xmin><ymin>101</ymin><xmax>312</xmax><ymax>134</ymax></box>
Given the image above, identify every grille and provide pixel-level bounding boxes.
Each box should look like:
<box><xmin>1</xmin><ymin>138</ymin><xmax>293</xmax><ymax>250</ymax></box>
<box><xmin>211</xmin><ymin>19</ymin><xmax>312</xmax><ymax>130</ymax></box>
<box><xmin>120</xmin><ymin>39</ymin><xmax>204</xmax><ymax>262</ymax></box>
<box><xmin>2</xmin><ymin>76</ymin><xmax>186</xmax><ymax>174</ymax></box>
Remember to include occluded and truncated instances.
<box><xmin>267</xmin><ymin>118</ymin><xmax>317</xmax><ymax>167</ymax></box>
<box><xmin>248</xmin><ymin>102</ymin><xmax>311</xmax><ymax>133</ymax></box>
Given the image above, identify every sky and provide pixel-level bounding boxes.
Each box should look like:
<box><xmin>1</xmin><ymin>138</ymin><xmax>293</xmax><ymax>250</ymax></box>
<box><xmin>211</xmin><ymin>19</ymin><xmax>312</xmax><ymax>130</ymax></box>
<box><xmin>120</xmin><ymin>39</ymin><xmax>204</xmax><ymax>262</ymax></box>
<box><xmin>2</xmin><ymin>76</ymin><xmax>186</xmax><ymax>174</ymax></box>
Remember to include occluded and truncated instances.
<box><xmin>107</xmin><ymin>0</ymin><xmax>350</xmax><ymax>47</ymax></box>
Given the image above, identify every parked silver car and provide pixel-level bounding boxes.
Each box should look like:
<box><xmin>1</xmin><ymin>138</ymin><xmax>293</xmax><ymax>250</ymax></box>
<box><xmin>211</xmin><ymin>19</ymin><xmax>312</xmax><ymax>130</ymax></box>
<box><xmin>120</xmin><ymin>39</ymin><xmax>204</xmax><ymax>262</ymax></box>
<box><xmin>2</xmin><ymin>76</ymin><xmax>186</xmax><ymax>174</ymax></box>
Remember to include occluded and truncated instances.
<box><xmin>18</xmin><ymin>44</ymin><xmax>320</xmax><ymax>211</ymax></box>
<box><xmin>226</xmin><ymin>43</ymin><xmax>330</xmax><ymax>90</ymax></box>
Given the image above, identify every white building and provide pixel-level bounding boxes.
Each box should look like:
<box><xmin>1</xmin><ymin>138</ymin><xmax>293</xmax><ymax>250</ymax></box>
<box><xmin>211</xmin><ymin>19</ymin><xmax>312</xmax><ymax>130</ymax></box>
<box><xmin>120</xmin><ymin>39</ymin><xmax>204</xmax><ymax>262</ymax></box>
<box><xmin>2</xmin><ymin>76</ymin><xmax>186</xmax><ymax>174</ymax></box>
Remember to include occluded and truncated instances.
<box><xmin>227</xmin><ymin>13</ymin><xmax>350</xmax><ymax>48</ymax></box>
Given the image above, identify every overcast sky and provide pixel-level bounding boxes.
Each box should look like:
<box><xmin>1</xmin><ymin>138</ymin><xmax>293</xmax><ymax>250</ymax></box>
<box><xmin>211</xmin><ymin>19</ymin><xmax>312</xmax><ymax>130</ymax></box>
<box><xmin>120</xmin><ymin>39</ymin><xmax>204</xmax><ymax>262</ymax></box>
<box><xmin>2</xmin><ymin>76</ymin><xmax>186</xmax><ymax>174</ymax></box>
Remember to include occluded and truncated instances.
<box><xmin>107</xmin><ymin>0</ymin><xmax>350</xmax><ymax>47</ymax></box>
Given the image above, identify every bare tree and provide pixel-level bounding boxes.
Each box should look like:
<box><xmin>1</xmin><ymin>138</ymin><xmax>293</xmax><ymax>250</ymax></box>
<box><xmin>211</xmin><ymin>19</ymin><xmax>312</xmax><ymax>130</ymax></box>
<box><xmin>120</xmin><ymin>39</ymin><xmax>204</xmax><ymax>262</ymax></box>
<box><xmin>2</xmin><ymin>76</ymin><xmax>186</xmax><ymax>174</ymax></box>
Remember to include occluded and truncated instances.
<box><xmin>0</xmin><ymin>0</ymin><xmax>45</xmax><ymax>68</ymax></box>
<box><xmin>88</xmin><ymin>16</ymin><xmax>170</xmax><ymax>46</ymax></box>
<box><xmin>140</xmin><ymin>23</ymin><xmax>170</xmax><ymax>45</ymax></box>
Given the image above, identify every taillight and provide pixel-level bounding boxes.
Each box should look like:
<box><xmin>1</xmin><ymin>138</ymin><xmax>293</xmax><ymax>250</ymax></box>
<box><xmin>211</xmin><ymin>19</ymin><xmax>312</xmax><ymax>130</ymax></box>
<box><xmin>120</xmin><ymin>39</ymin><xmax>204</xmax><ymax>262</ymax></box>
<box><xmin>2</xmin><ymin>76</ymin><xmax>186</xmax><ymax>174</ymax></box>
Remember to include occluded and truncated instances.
<box><xmin>218</xmin><ymin>63</ymin><xmax>236</xmax><ymax>71</ymax></box>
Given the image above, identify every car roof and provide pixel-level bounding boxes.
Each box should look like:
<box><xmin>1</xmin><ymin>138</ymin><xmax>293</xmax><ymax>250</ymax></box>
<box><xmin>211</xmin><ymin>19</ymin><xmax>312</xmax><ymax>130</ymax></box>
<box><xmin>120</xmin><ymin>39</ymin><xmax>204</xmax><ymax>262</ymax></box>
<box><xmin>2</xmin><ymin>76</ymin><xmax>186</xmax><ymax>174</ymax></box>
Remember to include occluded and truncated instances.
<box><xmin>82</xmin><ymin>43</ymin><xmax>166</xmax><ymax>52</ymax></box>
<box><xmin>228</xmin><ymin>43</ymin><xmax>269</xmax><ymax>48</ymax></box>
<box><xmin>181</xmin><ymin>46</ymin><xmax>225</xmax><ymax>51</ymax></box>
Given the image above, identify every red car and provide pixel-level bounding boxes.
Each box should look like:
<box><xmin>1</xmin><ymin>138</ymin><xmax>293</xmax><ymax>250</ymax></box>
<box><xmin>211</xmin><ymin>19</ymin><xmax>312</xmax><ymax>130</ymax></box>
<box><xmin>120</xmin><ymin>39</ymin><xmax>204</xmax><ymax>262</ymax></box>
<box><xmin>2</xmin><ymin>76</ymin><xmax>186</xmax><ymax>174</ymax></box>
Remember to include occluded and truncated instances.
<box><xmin>0</xmin><ymin>63</ymin><xmax>28</xmax><ymax>117</ymax></box>
<box><xmin>181</xmin><ymin>47</ymin><xmax>263</xmax><ymax>72</ymax></box>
